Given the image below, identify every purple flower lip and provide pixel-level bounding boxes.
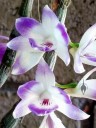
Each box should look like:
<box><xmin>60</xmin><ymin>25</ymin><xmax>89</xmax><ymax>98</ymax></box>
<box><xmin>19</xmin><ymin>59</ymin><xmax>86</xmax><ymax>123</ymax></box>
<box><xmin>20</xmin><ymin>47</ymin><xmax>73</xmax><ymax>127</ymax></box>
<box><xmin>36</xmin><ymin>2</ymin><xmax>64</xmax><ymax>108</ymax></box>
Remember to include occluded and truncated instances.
<box><xmin>29</xmin><ymin>38</ymin><xmax>53</xmax><ymax>52</ymax></box>
<box><xmin>28</xmin><ymin>104</ymin><xmax>58</xmax><ymax>116</ymax></box>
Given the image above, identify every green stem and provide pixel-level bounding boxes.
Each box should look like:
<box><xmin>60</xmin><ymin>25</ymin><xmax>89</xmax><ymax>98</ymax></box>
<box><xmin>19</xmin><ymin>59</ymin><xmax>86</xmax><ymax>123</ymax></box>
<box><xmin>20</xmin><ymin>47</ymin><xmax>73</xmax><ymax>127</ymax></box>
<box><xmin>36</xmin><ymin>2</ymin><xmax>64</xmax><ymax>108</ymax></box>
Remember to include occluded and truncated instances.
<box><xmin>56</xmin><ymin>82</ymin><xmax>77</xmax><ymax>89</ymax></box>
<box><xmin>69</xmin><ymin>42</ymin><xmax>79</xmax><ymax>48</ymax></box>
<box><xmin>19</xmin><ymin>0</ymin><xmax>33</xmax><ymax>17</ymax></box>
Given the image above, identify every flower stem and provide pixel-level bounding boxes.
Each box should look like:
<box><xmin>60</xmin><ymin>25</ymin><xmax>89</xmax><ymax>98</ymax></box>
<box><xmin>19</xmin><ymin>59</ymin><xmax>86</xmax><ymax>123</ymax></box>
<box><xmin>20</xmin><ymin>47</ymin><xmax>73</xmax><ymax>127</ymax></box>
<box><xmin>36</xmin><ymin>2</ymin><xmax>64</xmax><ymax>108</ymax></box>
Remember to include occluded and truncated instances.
<box><xmin>69</xmin><ymin>42</ymin><xmax>79</xmax><ymax>48</ymax></box>
<box><xmin>56</xmin><ymin>82</ymin><xmax>77</xmax><ymax>89</ymax></box>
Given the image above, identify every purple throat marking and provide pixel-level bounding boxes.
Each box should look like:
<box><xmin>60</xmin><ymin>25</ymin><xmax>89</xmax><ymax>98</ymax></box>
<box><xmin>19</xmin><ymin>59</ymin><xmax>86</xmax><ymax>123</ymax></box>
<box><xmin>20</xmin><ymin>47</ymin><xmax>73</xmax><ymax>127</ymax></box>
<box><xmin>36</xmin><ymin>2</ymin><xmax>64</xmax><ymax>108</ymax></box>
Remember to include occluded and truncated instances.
<box><xmin>41</xmin><ymin>99</ymin><xmax>51</xmax><ymax>105</ymax></box>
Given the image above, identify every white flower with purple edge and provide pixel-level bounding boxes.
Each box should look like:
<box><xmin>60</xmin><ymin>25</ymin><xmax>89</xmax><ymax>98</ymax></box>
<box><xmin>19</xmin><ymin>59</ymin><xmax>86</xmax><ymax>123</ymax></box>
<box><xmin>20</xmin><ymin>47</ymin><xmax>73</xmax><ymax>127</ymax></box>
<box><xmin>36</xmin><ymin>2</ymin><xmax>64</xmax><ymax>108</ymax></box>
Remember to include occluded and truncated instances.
<box><xmin>70</xmin><ymin>24</ymin><xmax>96</xmax><ymax>73</ymax></box>
<box><xmin>13</xmin><ymin>58</ymin><xmax>90</xmax><ymax>125</ymax></box>
<box><xmin>7</xmin><ymin>5</ymin><xmax>70</xmax><ymax>75</ymax></box>
<box><xmin>65</xmin><ymin>68</ymin><xmax>96</xmax><ymax>100</ymax></box>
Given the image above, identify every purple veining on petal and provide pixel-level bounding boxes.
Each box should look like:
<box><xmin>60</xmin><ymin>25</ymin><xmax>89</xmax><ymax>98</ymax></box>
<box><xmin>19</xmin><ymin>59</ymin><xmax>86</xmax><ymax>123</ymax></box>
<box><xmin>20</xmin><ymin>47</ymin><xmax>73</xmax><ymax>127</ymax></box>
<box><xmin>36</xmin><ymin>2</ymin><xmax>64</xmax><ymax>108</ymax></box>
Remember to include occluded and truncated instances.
<box><xmin>57</xmin><ymin>23</ymin><xmax>69</xmax><ymax>45</ymax></box>
<box><xmin>83</xmin><ymin>54</ymin><xmax>96</xmax><ymax>62</ymax></box>
<box><xmin>51</xmin><ymin>86</ymin><xmax>71</xmax><ymax>104</ymax></box>
<box><xmin>17</xmin><ymin>80</ymin><xmax>39</xmax><ymax>99</ymax></box>
<box><xmin>28</xmin><ymin>104</ymin><xmax>58</xmax><ymax>116</ymax></box>
<box><xmin>29</xmin><ymin>38</ymin><xmax>52</xmax><ymax>52</ymax></box>
<box><xmin>16</xmin><ymin>17</ymin><xmax>39</xmax><ymax>36</ymax></box>
<box><xmin>0</xmin><ymin>43</ymin><xmax>7</xmax><ymax>63</ymax></box>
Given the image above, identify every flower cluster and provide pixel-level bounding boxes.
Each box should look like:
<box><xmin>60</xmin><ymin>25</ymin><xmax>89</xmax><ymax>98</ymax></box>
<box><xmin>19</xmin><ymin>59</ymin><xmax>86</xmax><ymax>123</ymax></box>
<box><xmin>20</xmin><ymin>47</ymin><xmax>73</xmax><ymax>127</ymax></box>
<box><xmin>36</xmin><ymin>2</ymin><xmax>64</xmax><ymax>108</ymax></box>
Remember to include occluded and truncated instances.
<box><xmin>0</xmin><ymin>5</ymin><xmax>96</xmax><ymax>128</ymax></box>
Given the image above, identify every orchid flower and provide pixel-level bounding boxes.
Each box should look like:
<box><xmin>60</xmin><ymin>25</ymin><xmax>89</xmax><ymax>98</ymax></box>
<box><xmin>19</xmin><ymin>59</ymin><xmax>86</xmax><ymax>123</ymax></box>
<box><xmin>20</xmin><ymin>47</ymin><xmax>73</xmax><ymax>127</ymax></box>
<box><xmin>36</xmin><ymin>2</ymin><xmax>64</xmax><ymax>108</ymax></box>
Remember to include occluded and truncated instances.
<box><xmin>7</xmin><ymin>5</ymin><xmax>70</xmax><ymax>75</ymax></box>
<box><xmin>70</xmin><ymin>24</ymin><xmax>96</xmax><ymax>73</ymax></box>
<box><xmin>39</xmin><ymin>112</ymin><xmax>66</xmax><ymax>128</ymax></box>
<box><xmin>13</xmin><ymin>58</ymin><xmax>89</xmax><ymax>122</ymax></box>
<box><xmin>0</xmin><ymin>35</ymin><xmax>9</xmax><ymax>64</ymax></box>
<box><xmin>65</xmin><ymin>68</ymin><xmax>96</xmax><ymax>100</ymax></box>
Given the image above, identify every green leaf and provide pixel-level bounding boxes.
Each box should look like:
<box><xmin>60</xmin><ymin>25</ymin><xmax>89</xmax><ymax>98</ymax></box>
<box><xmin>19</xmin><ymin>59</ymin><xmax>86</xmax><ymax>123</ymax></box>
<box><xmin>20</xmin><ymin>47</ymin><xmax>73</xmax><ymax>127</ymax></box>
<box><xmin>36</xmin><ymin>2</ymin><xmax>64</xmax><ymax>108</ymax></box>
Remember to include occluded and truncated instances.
<box><xmin>56</xmin><ymin>82</ymin><xmax>77</xmax><ymax>89</ymax></box>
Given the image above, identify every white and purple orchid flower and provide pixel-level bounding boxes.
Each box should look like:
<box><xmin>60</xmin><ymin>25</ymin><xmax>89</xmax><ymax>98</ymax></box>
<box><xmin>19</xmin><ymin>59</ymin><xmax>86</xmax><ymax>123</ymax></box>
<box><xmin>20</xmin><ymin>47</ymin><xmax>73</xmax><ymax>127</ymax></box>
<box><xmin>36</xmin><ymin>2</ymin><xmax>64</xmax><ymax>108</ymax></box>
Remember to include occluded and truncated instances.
<box><xmin>65</xmin><ymin>68</ymin><xmax>96</xmax><ymax>100</ymax></box>
<box><xmin>13</xmin><ymin>58</ymin><xmax>89</xmax><ymax>123</ymax></box>
<box><xmin>7</xmin><ymin>5</ymin><xmax>70</xmax><ymax>75</ymax></box>
<box><xmin>70</xmin><ymin>24</ymin><xmax>96</xmax><ymax>73</ymax></box>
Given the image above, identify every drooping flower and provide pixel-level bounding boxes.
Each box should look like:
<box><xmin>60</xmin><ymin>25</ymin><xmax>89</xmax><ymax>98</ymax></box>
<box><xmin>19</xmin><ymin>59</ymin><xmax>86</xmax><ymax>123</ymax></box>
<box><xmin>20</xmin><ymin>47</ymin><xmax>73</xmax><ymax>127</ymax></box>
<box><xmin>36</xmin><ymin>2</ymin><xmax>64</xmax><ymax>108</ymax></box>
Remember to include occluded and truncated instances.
<box><xmin>70</xmin><ymin>24</ymin><xmax>96</xmax><ymax>73</ymax></box>
<box><xmin>13</xmin><ymin>58</ymin><xmax>89</xmax><ymax>122</ymax></box>
<box><xmin>65</xmin><ymin>68</ymin><xmax>96</xmax><ymax>100</ymax></box>
<box><xmin>7</xmin><ymin>5</ymin><xmax>70</xmax><ymax>75</ymax></box>
<box><xmin>39</xmin><ymin>112</ymin><xmax>66</xmax><ymax>128</ymax></box>
<box><xmin>0</xmin><ymin>35</ymin><xmax>9</xmax><ymax>64</ymax></box>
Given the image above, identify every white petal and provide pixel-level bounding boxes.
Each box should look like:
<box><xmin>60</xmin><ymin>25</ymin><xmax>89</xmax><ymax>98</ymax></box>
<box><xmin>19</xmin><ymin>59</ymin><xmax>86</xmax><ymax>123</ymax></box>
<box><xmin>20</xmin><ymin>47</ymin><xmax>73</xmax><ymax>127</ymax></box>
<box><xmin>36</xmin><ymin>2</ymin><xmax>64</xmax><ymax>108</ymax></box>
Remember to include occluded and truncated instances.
<box><xmin>35</xmin><ymin>58</ymin><xmax>55</xmax><ymax>88</ymax></box>
<box><xmin>74</xmin><ymin>51</ymin><xmax>85</xmax><ymax>73</ymax></box>
<box><xmin>49</xmin><ymin>86</ymin><xmax>71</xmax><ymax>104</ymax></box>
<box><xmin>54</xmin><ymin>25</ymin><xmax>70</xmax><ymax>66</ymax></box>
<box><xmin>39</xmin><ymin>116</ymin><xmax>48</xmax><ymax>128</ymax></box>
<box><xmin>57</xmin><ymin>102</ymin><xmax>90</xmax><ymax>120</ymax></box>
<box><xmin>56</xmin><ymin>44</ymin><xmax>70</xmax><ymax>66</ymax></box>
<box><xmin>12</xmin><ymin>51</ymin><xmax>44</xmax><ymax>75</ymax></box>
<box><xmin>39</xmin><ymin>113</ymin><xmax>66</xmax><ymax>128</ymax></box>
<box><xmin>17</xmin><ymin>80</ymin><xmax>44</xmax><ymax>99</ymax></box>
<box><xmin>7</xmin><ymin>36</ymin><xmax>32</xmax><ymax>51</ymax></box>
<box><xmin>82</xmin><ymin>40</ymin><xmax>96</xmax><ymax>55</ymax></box>
<box><xmin>79</xmin><ymin>24</ymin><xmax>96</xmax><ymax>48</ymax></box>
<box><xmin>13</xmin><ymin>100</ymin><xmax>31</xmax><ymax>118</ymax></box>
<box><xmin>81</xmin><ymin>56</ymin><xmax>96</xmax><ymax>66</ymax></box>
<box><xmin>42</xmin><ymin>5</ymin><xmax>59</xmax><ymax>35</ymax></box>
<box><xmin>80</xmin><ymin>40</ymin><xmax>96</xmax><ymax>66</ymax></box>
<box><xmin>70</xmin><ymin>47</ymin><xmax>85</xmax><ymax>73</ymax></box>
